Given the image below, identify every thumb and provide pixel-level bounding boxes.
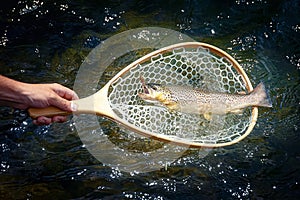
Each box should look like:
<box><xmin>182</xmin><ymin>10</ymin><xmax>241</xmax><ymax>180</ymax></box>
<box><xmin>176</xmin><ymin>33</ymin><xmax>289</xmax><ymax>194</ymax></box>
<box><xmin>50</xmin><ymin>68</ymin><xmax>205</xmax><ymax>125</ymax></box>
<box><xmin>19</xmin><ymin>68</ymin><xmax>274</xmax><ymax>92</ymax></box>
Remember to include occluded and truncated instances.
<box><xmin>49</xmin><ymin>96</ymin><xmax>78</xmax><ymax>112</ymax></box>
<box><xmin>49</xmin><ymin>83</ymin><xmax>79</xmax><ymax>112</ymax></box>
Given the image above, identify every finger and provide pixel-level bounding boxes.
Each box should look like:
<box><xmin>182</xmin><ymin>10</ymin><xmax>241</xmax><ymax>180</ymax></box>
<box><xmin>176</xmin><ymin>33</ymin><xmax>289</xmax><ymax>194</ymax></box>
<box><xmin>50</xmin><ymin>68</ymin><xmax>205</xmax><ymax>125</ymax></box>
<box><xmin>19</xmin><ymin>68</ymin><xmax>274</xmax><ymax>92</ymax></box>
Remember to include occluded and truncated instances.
<box><xmin>52</xmin><ymin>115</ymin><xmax>68</xmax><ymax>123</ymax></box>
<box><xmin>47</xmin><ymin>84</ymin><xmax>78</xmax><ymax>112</ymax></box>
<box><xmin>49</xmin><ymin>96</ymin><xmax>76</xmax><ymax>112</ymax></box>
<box><xmin>34</xmin><ymin>116</ymin><xmax>52</xmax><ymax>125</ymax></box>
<box><xmin>63</xmin><ymin>89</ymin><xmax>79</xmax><ymax>100</ymax></box>
<box><xmin>52</xmin><ymin>84</ymin><xmax>79</xmax><ymax>100</ymax></box>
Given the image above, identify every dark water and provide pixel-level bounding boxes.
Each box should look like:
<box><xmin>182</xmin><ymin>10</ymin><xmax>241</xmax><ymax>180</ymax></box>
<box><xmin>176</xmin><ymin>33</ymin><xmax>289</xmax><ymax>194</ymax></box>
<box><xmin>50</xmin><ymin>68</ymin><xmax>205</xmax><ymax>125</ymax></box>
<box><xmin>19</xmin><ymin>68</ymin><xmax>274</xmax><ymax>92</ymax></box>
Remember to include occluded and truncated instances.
<box><xmin>0</xmin><ymin>0</ymin><xmax>299</xmax><ymax>199</ymax></box>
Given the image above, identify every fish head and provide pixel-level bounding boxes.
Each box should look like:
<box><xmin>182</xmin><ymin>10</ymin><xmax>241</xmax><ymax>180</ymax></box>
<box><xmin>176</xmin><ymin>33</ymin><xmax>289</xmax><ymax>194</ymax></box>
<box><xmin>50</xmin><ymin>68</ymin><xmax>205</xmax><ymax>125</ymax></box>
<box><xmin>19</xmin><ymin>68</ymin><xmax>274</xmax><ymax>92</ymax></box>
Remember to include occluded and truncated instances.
<box><xmin>138</xmin><ymin>82</ymin><xmax>168</xmax><ymax>103</ymax></box>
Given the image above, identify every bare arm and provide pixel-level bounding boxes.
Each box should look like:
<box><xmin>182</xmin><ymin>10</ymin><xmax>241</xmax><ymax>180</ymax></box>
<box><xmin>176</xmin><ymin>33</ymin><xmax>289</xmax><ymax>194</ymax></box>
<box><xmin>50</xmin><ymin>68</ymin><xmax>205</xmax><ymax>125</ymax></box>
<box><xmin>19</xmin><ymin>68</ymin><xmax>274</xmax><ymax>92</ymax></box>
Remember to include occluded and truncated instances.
<box><xmin>0</xmin><ymin>75</ymin><xmax>78</xmax><ymax>125</ymax></box>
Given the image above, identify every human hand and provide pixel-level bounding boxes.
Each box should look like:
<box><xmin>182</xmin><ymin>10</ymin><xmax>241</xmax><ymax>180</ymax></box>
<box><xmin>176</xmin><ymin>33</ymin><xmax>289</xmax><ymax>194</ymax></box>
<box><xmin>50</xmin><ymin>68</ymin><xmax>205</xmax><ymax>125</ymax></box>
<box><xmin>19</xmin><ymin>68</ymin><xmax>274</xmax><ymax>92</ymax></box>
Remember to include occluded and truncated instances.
<box><xmin>20</xmin><ymin>83</ymin><xmax>79</xmax><ymax>125</ymax></box>
<box><xmin>0</xmin><ymin>76</ymin><xmax>78</xmax><ymax>125</ymax></box>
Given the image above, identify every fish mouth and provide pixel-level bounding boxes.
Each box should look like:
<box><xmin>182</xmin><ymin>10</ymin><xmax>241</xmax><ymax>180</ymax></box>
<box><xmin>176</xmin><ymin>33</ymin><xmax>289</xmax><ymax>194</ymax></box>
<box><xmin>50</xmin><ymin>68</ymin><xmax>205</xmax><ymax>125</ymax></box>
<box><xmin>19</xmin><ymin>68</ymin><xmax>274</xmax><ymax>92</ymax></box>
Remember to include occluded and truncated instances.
<box><xmin>140</xmin><ymin>75</ymin><xmax>150</xmax><ymax>95</ymax></box>
<box><xmin>138</xmin><ymin>76</ymin><xmax>155</xmax><ymax>101</ymax></box>
<box><xmin>142</xmin><ymin>85</ymin><xmax>150</xmax><ymax>94</ymax></box>
<box><xmin>138</xmin><ymin>86</ymin><xmax>153</xmax><ymax>101</ymax></box>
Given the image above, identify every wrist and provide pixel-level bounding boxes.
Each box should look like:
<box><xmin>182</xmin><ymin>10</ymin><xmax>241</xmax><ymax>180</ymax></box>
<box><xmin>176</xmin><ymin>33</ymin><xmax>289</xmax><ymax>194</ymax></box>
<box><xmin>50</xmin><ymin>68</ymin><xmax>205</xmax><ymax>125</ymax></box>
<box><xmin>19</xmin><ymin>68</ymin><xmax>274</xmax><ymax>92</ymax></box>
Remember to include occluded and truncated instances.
<box><xmin>0</xmin><ymin>76</ymin><xmax>31</xmax><ymax>108</ymax></box>
<box><xmin>17</xmin><ymin>82</ymin><xmax>33</xmax><ymax>105</ymax></box>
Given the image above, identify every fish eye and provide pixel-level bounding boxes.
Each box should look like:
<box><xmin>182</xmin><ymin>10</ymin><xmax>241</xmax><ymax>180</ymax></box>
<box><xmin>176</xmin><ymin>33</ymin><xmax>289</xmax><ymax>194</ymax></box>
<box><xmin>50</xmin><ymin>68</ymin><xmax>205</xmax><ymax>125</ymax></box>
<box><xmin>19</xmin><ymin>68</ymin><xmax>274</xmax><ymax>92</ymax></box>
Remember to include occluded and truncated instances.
<box><xmin>149</xmin><ymin>83</ymin><xmax>160</xmax><ymax>91</ymax></box>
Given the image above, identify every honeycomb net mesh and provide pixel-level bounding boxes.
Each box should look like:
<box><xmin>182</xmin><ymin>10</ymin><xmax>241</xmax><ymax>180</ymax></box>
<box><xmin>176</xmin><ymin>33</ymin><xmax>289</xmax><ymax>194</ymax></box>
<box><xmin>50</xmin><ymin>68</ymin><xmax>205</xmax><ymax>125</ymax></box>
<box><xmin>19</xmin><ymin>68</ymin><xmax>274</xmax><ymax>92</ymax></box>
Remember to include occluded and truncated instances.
<box><xmin>109</xmin><ymin>45</ymin><xmax>252</xmax><ymax>145</ymax></box>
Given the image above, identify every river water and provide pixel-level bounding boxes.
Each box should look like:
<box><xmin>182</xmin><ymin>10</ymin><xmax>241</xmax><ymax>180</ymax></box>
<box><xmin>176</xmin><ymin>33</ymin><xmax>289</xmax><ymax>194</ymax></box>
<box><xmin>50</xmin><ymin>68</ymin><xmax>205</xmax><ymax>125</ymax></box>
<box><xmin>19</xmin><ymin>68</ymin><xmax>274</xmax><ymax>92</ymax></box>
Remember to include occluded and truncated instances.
<box><xmin>0</xmin><ymin>0</ymin><xmax>299</xmax><ymax>199</ymax></box>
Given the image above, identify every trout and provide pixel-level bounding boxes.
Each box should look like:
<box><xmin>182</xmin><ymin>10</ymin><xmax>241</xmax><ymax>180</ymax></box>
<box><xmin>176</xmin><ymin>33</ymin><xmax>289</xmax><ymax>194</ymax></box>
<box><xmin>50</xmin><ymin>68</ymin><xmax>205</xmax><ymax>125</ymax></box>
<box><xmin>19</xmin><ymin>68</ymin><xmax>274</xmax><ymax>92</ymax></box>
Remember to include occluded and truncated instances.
<box><xmin>138</xmin><ymin>77</ymin><xmax>272</xmax><ymax>120</ymax></box>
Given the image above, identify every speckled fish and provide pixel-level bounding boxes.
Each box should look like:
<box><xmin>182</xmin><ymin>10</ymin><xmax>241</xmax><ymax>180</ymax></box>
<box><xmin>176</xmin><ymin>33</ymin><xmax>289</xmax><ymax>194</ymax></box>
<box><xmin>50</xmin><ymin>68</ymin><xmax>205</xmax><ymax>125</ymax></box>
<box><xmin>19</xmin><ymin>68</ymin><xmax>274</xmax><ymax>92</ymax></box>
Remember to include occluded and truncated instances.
<box><xmin>138</xmin><ymin>77</ymin><xmax>272</xmax><ymax>120</ymax></box>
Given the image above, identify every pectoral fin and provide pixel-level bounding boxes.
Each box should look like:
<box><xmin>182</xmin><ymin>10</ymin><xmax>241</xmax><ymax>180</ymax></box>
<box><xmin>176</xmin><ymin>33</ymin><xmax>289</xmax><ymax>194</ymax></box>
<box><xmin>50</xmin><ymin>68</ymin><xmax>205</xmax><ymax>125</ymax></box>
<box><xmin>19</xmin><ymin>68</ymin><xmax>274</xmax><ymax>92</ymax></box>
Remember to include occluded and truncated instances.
<box><xmin>230</xmin><ymin>108</ymin><xmax>244</xmax><ymax>114</ymax></box>
<box><xmin>203</xmin><ymin>113</ymin><xmax>212</xmax><ymax>121</ymax></box>
<box><xmin>237</xmin><ymin>91</ymin><xmax>247</xmax><ymax>95</ymax></box>
<box><xmin>165</xmin><ymin>101</ymin><xmax>179</xmax><ymax>111</ymax></box>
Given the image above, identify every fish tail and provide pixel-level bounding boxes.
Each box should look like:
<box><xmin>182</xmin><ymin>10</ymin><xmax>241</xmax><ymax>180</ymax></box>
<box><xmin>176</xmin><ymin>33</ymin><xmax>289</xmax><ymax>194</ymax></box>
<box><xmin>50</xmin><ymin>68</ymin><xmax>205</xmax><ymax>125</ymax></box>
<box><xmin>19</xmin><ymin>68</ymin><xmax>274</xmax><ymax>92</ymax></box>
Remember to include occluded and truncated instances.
<box><xmin>250</xmin><ymin>82</ymin><xmax>272</xmax><ymax>107</ymax></box>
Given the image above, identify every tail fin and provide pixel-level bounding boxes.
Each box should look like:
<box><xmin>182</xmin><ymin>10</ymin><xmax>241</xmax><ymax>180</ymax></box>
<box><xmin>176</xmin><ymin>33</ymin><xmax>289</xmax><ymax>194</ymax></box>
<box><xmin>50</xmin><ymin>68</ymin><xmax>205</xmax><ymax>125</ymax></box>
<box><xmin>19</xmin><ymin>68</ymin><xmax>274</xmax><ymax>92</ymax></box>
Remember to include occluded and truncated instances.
<box><xmin>250</xmin><ymin>82</ymin><xmax>272</xmax><ymax>107</ymax></box>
